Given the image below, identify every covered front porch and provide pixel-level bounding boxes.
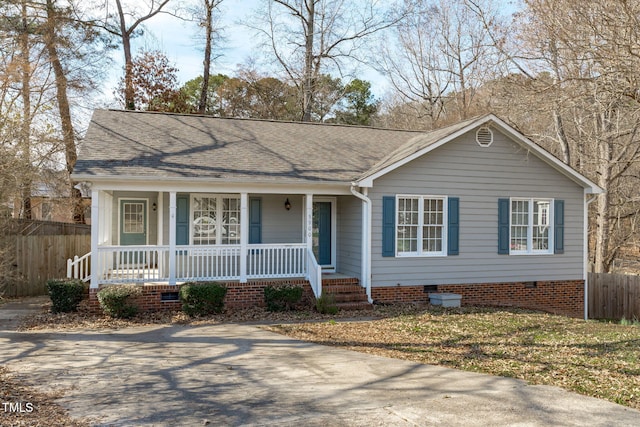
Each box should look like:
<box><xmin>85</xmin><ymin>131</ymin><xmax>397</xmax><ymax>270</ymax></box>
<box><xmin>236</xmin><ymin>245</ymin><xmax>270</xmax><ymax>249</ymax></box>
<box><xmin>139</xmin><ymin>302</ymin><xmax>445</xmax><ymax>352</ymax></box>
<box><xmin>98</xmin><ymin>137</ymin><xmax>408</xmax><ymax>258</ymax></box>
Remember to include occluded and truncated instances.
<box><xmin>69</xmin><ymin>185</ymin><xmax>367</xmax><ymax>300</ymax></box>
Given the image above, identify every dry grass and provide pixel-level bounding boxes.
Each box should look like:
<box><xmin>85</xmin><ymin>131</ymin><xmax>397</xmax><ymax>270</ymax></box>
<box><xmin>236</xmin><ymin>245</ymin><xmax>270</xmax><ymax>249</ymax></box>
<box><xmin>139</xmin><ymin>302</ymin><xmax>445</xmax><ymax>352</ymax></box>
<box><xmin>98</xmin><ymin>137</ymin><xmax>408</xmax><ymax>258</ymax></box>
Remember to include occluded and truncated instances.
<box><xmin>0</xmin><ymin>367</ymin><xmax>89</xmax><ymax>427</ymax></box>
<box><xmin>266</xmin><ymin>306</ymin><xmax>640</xmax><ymax>410</ymax></box>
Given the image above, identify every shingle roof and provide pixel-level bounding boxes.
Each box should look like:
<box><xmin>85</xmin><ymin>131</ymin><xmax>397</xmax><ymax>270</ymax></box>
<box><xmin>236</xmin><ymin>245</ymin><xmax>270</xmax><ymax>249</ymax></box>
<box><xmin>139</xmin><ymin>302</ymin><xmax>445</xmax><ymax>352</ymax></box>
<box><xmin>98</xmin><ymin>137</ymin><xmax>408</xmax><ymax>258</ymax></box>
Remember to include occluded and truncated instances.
<box><xmin>73</xmin><ymin>109</ymin><xmax>425</xmax><ymax>183</ymax></box>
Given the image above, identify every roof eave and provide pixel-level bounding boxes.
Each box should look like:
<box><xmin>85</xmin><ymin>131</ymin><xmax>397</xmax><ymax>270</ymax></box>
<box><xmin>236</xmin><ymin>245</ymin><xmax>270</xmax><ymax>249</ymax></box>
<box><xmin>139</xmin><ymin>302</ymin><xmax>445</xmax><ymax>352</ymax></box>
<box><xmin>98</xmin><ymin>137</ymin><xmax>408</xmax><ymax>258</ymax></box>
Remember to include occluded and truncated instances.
<box><xmin>71</xmin><ymin>173</ymin><xmax>354</xmax><ymax>190</ymax></box>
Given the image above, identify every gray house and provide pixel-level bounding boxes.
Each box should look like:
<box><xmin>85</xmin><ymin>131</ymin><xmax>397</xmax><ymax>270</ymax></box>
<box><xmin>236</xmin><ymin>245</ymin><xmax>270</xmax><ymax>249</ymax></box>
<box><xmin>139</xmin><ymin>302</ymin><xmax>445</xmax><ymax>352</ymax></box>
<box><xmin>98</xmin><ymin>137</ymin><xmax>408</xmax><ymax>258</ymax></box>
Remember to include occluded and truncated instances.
<box><xmin>70</xmin><ymin>110</ymin><xmax>601</xmax><ymax>317</ymax></box>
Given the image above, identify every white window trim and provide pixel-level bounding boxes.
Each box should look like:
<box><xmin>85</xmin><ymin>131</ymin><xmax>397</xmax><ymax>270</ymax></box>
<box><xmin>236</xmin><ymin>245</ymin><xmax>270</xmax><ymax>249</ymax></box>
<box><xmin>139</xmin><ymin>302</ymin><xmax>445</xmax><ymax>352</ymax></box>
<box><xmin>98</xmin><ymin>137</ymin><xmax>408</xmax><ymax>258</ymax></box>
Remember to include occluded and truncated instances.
<box><xmin>189</xmin><ymin>194</ymin><xmax>241</xmax><ymax>245</ymax></box>
<box><xmin>509</xmin><ymin>197</ymin><xmax>554</xmax><ymax>255</ymax></box>
<box><xmin>395</xmin><ymin>194</ymin><xmax>448</xmax><ymax>257</ymax></box>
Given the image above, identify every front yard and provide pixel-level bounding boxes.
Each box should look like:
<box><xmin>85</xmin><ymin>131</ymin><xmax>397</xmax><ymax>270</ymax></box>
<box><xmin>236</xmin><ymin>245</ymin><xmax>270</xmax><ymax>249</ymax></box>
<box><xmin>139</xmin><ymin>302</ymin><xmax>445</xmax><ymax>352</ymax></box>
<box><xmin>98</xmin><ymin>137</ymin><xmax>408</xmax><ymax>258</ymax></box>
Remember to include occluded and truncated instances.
<box><xmin>10</xmin><ymin>302</ymin><xmax>640</xmax><ymax>416</ymax></box>
<box><xmin>267</xmin><ymin>307</ymin><xmax>640</xmax><ymax>410</ymax></box>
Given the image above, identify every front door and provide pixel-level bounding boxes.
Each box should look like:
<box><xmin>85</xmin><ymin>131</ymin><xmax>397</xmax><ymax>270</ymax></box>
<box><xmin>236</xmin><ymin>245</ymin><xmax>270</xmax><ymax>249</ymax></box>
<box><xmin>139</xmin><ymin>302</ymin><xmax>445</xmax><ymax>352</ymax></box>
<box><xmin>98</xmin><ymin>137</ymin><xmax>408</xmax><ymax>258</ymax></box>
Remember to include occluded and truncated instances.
<box><xmin>120</xmin><ymin>200</ymin><xmax>147</xmax><ymax>264</ymax></box>
<box><xmin>313</xmin><ymin>201</ymin><xmax>332</xmax><ymax>267</ymax></box>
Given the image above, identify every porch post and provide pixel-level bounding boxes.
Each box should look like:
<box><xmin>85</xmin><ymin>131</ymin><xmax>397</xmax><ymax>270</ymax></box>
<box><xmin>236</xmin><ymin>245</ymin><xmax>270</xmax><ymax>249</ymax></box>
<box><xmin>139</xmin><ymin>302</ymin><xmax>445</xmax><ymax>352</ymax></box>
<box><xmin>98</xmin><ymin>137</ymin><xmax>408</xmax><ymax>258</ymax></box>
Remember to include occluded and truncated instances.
<box><xmin>169</xmin><ymin>191</ymin><xmax>177</xmax><ymax>285</ymax></box>
<box><xmin>90</xmin><ymin>189</ymin><xmax>100</xmax><ymax>289</ymax></box>
<box><xmin>305</xmin><ymin>194</ymin><xmax>313</xmax><ymax>253</ymax></box>
<box><xmin>240</xmin><ymin>192</ymin><xmax>248</xmax><ymax>283</ymax></box>
<box><xmin>157</xmin><ymin>192</ymin><xmax>164</xmax><ymax>245</ymax></box>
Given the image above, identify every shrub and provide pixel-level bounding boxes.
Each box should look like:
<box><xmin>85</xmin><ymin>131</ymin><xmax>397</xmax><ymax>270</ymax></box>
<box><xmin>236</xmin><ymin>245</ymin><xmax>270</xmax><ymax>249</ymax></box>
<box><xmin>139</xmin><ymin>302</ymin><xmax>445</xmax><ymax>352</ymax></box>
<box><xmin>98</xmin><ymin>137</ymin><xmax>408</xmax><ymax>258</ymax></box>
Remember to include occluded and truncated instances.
<box><xmin>316</xmin><ymin>292</ymin><xmax>339</xmax><ymax>315</ymax></box>
<box><xmin>180</xmin><ymin>282</ymin><xmax>227</xmax><ymax>316</ymax></box>
<box><xmin>47</xmin><ymin>279</ymin><xmax>85</xmax><ymax>313</ymax></box>
<box><xmin>264</xmin><ymin>285</ymin><xmax>304</xmax><ymax>312</ymax></box>
<box><xmin>97</xmin><ymin>285</ymin><xmax>141</xmax><ymax>319</ymax></box>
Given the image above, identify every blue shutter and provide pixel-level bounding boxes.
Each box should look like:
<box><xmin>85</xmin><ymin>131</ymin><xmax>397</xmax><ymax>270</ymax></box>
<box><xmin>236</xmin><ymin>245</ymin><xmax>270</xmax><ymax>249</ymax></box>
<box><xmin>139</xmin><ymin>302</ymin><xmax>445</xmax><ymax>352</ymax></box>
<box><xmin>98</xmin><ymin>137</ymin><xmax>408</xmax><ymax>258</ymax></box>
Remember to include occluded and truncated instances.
<box><xmin>498</xmin><ymin>198</ymin><xmax>510</xmax><ymax>254</ymax></box>
<box><xmin>249</xmin><ymin>198</ymin><xmax>262</xmax><ymax>244</ymax></box>
<box><xmin>447</xmin><ymin>197</ymin><xmax>460</xmax><ymax>255</ymax></box>
<box><xmin>554</xmin><ymin>199</ymin><xmax>564</xmax><ymax>254</ymax></box>
<box><xmin>382</xmin><ymin>196</ymin><xmax>396</xmax><ymax>257</ymax></box>
<box><xmin>176</xmin><ymin>194</ymin><xmax>189</xmax><ymax>245</ymax></box>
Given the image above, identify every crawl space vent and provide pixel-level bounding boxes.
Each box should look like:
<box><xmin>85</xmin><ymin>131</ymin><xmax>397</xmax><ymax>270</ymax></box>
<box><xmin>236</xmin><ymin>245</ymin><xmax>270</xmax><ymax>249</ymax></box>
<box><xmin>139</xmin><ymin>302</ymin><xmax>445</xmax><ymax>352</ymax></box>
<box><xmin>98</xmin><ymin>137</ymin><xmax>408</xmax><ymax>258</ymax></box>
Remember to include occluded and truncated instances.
<box><xmin>476</xmin><ymin>126</ymin><xmax>493</xmax><ymax>147</ymax></box>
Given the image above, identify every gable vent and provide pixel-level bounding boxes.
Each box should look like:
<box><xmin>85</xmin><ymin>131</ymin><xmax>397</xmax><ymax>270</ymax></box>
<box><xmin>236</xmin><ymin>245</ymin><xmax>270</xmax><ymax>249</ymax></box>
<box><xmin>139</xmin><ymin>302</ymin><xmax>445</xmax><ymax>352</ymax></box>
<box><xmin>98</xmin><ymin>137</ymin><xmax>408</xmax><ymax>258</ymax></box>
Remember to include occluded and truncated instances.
<box><xmin>476</xmin><ymin>126</ymin><xmax>493</xmax><ymax>147</ymax></box>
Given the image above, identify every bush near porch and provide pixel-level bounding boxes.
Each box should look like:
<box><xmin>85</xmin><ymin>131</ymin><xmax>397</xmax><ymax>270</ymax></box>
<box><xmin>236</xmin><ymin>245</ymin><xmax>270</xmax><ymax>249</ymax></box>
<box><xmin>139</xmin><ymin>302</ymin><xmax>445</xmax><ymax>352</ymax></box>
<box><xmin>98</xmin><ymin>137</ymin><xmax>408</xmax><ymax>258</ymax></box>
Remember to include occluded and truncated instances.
<box><xmin>86</xmin><ymin>280</ymin><xmax>316</xmax><ymax>314</ymax></box>
<box><xmin>180</xmin><ymin>282</ymin><xmax>227</xmax><ymax>316</ymax></box>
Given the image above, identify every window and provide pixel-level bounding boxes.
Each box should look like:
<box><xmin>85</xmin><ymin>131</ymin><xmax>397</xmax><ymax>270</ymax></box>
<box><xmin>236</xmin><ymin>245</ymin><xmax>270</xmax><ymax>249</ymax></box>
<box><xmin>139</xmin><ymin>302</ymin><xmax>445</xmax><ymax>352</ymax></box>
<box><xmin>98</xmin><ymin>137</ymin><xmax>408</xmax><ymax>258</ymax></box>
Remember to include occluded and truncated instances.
<box><xmin>191</xmin><ymin>195</ymin><xmax>241</xmax><ymax>245</ymax></box>
<box><xmin>510</xmin><ymin>198</ymin><xmax>552</xmax><ymax>254</ymax></box>
<box><xmin>396</xmin><ymin>195</ymin><xmax>446</xmax><ymax>256</ymax></box>
<box><xmin>123</xmin><ymin>202</ymin><xmax>144</xmax><ymax>234</ymax></box>
<box><xmin>41</xmin><ymin>202</ymin><xmax>52</xmax><ymax>221</ymax></box>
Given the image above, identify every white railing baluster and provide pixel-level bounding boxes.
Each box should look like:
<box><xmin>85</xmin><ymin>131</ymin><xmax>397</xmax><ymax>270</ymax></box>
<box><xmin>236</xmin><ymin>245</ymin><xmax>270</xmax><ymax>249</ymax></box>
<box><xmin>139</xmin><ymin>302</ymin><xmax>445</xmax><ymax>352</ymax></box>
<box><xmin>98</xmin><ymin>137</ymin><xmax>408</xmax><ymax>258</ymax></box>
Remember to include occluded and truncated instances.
<box><xmin>87</xmin><ymin>244</ymin><xmax>310</xmax><ymax>284</ymax></box>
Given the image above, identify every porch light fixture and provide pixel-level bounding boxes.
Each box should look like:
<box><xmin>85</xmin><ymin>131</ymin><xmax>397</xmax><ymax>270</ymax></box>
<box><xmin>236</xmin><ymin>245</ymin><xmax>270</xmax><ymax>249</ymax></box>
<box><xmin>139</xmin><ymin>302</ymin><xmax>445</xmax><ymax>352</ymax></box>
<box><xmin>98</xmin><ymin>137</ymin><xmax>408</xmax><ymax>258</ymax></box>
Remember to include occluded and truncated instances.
<box><xmin>152</xmin><ymin>202</ymin><xmax>157</xmax><ymax>211</ymax></box>
<box><xmin>284</xmin><ymin>198</ymin><xmax>291</xmax><ymax>210</ymax></box>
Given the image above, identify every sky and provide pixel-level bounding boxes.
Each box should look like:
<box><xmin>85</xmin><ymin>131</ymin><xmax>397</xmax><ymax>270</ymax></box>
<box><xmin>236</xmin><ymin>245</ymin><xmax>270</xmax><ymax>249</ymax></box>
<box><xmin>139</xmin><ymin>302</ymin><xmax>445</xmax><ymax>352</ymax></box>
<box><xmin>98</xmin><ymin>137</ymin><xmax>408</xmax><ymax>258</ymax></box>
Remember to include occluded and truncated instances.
<box><xmin>101</xmin><ymin>0</ymin><xmax>389</xmax><ymax>107</ymax></box>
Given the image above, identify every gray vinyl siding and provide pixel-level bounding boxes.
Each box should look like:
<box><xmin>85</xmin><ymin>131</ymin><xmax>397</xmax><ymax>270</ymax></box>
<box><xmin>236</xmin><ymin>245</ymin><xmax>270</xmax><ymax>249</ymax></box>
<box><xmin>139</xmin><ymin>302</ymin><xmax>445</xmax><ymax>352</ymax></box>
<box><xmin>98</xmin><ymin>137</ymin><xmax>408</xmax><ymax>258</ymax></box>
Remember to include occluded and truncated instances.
<box><xmin>111</xmin><ymin>191</ymin><xmax>159</xmax><ymax>245</ymax></box>
<box><xmin>260</xmin><ymin>195</ymin><xmax>303</xmax><ymax>243</ymax></box>
<box><xmin>337</xmin><ymin>195</ymin><xmax>362</xmax><ymax>278</ymax></box>
<box><xmin>369</xmin><ymin>129</ymin><xmax>585</xmax><ymax>287</ymax></box>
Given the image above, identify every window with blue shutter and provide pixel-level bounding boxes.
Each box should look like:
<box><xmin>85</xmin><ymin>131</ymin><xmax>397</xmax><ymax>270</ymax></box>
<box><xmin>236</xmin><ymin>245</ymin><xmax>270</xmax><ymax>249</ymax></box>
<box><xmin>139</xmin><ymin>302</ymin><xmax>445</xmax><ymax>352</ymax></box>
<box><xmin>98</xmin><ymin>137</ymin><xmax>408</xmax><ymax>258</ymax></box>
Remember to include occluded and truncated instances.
<box><xmin>448</xmin><ymin>197</ymin><xmax>460</xmax><ymax>255</ymax></box>
<box><xmin>554</xmin><ymin>200</ymin><xmax>564</xmax><ymax>254</ymax></box>
<box><xmin>382</xmin><ymin>196</ymin><xmax>396</xmax><ymax>257</ymax></box>
<box><xmin>176</xmin><ymin>194</ymin><xmax>189</xmax><ymax>245</ymax></box>
<box><xmin>498</xmin><ymin>198</ymin><xmax>510</xmax><ymax>254</ymax></box>
<box><xmin>249</xmin><ymin>198</ymin><xmax>262</xmax><ymax>244</ymax></box>
<box><xmin>498</xmin><ymin>198</ymin><xmax>562</xmax><ymax>255</ymax></box>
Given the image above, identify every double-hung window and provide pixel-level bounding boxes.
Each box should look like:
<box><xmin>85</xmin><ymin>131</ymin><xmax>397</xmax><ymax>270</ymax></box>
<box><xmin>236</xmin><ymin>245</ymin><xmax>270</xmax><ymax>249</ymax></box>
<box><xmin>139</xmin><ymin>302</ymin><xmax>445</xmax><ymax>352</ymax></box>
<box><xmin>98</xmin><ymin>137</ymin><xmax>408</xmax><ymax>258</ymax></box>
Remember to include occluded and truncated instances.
<box><xmin>510</xmin><ymin>198</ymin><xmax>552</xmax><ymax>254</ymax></box>
<box><xmin>191</xmin><ymin>195</ymin><xmax>241</xmax><ymax>245</ymax></box>
<box><xmin>396</xmin><ymin>195</ymin><xmax>447</xmax><ymax>256</ymax></box>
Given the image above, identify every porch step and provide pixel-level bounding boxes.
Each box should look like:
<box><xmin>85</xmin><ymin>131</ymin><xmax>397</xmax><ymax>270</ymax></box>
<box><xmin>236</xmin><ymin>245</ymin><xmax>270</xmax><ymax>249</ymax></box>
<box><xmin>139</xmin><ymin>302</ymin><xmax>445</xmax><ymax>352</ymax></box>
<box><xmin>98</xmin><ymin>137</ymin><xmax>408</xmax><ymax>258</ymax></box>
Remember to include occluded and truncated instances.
<box><xmin>321</xmin><ymin>277</ymin><xmax>371</xmax><ymax>311</ymax></box>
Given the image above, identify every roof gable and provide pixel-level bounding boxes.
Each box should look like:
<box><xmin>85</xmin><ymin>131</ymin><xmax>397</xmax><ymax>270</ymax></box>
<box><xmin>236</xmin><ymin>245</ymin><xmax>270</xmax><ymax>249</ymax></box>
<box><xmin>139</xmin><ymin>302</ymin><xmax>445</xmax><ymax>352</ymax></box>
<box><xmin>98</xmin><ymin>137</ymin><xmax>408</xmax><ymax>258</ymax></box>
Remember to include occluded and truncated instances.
<box><xmin>355</xmin><ymin>114</ymin><xmax>602</xmax><ymax>194</ymax></box>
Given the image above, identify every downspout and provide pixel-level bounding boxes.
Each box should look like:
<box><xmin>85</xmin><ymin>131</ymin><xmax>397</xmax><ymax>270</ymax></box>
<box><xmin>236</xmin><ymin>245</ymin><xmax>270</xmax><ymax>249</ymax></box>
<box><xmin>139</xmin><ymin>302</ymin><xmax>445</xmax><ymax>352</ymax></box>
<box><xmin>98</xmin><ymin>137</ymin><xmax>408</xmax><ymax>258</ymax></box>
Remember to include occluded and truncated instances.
<box><xmin>584</xmin><ymin>192</ymin><xmax>598</xmax><ymax>320</ymax></box>
<box><xmin>351</xmin><ymin>184</ymin><xmax>373</xmax><ymax>303</ymax></box>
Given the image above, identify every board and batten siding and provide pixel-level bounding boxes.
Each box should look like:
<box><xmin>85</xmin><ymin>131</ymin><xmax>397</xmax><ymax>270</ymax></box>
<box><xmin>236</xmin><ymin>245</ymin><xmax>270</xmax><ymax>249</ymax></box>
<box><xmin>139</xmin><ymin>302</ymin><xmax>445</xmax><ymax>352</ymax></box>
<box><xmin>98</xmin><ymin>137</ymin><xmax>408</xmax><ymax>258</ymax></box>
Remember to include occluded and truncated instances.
<box><xmin>336</xmin><ymin>195</ymin><xmax>362</xmax><ymax>279</ymax></box>
<box><xmin>368</xmin><ymin>128</ymin><xmax>585</xmax><ymax>287</ymax></box>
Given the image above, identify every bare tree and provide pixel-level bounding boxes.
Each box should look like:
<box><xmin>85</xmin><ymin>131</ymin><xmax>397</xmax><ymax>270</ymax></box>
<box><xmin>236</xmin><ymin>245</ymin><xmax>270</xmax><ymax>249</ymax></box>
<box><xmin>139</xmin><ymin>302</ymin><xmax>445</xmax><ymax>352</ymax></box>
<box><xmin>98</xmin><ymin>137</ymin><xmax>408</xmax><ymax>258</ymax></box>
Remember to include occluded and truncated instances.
<box><xmin>191</xmin><ymin>0</ymin><xmax>224</xmax><ymax>114</ymax></box>
<box><xmin>377</xmin><ymin>0</ymin><xmax>507</xmax><ymax>129</ymax></box>
<box><xmin>249</xmin><ymin>0</ymin><xmax>401</xmax><ymax>122</ymax></box>
<box><xmin>98</xmin><ymin>0</ymin><xmax>172</xmax><ymax>110</ymax></box>
<box><xmin>499</xmin><ymin>0</ymin><xmax>640</xmax><ymax>273</ymax></box>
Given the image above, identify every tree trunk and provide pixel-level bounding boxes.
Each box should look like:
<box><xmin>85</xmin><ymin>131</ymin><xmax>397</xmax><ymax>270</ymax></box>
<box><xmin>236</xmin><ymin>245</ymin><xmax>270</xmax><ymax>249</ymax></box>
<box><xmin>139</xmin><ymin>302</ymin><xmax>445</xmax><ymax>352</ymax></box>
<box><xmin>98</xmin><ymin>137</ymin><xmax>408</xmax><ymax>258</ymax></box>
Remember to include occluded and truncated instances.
<box><xmin>593</xmin><ymin>115</ymin><xmax>612</xmax><ymax>273</ymax></box>
<box><xmin>44</xmin><ymin>0</ymin><xmax>83</xmax><ymax>223</ymax></box>
<box><xmin>115</xmin><ymin>0</ymin><xmax>135</xmax><ymax>110</ymax></box>
<box><xmin>301</xmin><ymin>0</ymin><xmax>315</xmax><ymax>122</ymax></box>
<box><xmin>19</xmin><ymin>0</ymin><xmax>32</xmax><ymax>220</ymax></box>
<box><xmin>198</xmin><ymin>0</ymin><xmax>214</xmax><ymax>114</ymax></box>
<box><xmin>553</xmin><ymin>109</ymin><xmax>571</xmax><ymax>165</ymax></box>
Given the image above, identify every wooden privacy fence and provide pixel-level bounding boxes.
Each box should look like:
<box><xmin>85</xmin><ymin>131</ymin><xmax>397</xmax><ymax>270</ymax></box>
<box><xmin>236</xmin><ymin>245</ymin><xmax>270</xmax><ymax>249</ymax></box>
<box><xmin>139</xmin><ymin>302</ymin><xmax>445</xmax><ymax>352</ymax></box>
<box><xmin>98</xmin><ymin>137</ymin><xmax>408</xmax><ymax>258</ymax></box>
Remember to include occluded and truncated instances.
<box><xmin>588</xmin><ymin>273</ymin><xmax>640</xmax><ymax>320</ymax></box>
<box><xmin>8</xmin><ymin>234</ymin><xmax>91</xmax><ymax>297</ymax></box>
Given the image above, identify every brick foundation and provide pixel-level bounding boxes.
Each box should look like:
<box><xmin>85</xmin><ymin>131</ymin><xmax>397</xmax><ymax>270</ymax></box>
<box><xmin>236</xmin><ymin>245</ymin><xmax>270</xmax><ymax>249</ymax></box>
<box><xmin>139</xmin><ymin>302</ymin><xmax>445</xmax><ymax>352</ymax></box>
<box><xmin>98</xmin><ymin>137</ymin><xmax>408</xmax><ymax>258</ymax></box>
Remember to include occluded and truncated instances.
<box><xmin>372</xmin><ymin>280</ymin><xmax>585</xmax><ymax>318</ymax></box>
<box><xmin>88</xmin><ymin>280</ymin><xmax>315</xmax><ymax>314</ymax></box>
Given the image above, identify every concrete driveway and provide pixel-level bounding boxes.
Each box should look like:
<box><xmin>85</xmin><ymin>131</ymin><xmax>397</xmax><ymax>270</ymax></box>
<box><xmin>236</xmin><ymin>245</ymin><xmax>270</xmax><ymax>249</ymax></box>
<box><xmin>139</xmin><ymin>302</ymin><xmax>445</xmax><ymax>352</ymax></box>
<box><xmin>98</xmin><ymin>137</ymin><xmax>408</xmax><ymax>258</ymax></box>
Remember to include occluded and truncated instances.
<box><xmin>1</xmin><ymin>301</ymin><xmax>639</xmax><ymax>426</ymax></box>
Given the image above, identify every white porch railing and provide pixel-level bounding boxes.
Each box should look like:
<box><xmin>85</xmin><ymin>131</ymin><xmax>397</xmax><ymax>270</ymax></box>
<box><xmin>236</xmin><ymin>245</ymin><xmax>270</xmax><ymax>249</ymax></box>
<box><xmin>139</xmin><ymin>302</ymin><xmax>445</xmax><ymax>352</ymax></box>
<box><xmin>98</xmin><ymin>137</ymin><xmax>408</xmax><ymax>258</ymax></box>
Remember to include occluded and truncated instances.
<box><xmin>67</xmin><ymin>252</ymin><xmax>91</xmax><ymax>282</ymax></box>
<box><xmin>306</xmin><ymin>247</ymin><xmax>322</xmax><ymax>298</ymax></box>
<box><xmin>176</xmin><ymin>245</ymin><xmax>241</xmax><ymax>281</ymax></box>
<box><xmin>95</xmin><ymin>245</ymin><xmax>170</xmax><ymax>284</ymax></box>
<box><xmin>71</xmin><ymin>243</ymin><xmax>322</xmax><ymax>287</ymax></box>
<box><xmin>247</xmin><ymin>243</ymin><xmax>307</xmax><ymax>278</ymax></box>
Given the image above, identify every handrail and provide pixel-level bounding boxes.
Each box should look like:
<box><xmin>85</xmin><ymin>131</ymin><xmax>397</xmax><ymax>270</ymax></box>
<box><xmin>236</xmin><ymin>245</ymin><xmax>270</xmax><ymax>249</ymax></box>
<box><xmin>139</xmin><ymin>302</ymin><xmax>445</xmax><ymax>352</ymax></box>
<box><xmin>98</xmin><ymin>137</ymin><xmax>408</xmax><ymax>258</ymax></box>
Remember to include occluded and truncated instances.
<box><xmin>306</xmin><ymin>247</ymin><xmax>322</xmax><ymax>298</ymax></box>
<box><xmin>67</xmin><ymin>252</ymin><xmax>91</xmax><ymax>282</ymax></box>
